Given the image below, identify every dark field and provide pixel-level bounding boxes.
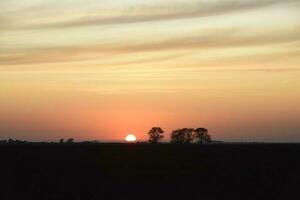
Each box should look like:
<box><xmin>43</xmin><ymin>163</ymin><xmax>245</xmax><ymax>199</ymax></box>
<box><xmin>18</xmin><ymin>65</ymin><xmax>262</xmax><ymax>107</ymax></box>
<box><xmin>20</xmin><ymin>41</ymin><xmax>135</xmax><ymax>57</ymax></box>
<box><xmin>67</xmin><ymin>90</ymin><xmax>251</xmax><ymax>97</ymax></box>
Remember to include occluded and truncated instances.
<box><xmin>0</xmin><ymin>143</ymin><xmax>299</xmax><ymax>200</ymax></box>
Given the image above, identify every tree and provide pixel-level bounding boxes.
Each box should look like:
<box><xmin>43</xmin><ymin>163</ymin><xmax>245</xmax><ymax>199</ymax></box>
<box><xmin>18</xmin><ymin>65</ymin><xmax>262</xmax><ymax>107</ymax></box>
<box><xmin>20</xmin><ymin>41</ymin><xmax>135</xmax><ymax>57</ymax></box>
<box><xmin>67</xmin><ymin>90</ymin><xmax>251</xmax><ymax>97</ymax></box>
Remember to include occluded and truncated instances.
<box><xmin>170</xmin><ymin>128</ymin><xmax>194</xmax><ymax>144</ymax></box>
<box><xmin>182</xmin><ymin>128</ymin><xmax>194</xmax><ymax>144</ymax></box>
<box><xmin>194</xmin><ymin>128</ymin><xmax>212</xmax><ymax>144</ymax></box>
<box><xmin>148</xmin><ymin>127</ymin><xmax>164</xmax><ymax>144</ymax></box>
<box><xmin>170</xmin><ymin>129</ymin><xmax>185</xmax><ymax>144</ymax></box>
<box><xmin>66</xmin><ymin>138</ymin><xmax>74</xmax><ymax>143</ymax></box>
<box><xmin>59</xmin><ymin>139</ymin><xmax>64</xmax><ymax>143</ymax></box>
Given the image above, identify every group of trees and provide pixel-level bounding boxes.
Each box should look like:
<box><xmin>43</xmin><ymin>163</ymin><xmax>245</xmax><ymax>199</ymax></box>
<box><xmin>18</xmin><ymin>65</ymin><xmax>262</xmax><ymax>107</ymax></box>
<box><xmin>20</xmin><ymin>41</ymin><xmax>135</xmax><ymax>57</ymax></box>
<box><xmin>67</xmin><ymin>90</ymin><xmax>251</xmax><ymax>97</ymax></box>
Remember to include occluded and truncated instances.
<box><xmin>147</xmin><ymin>127</ymin><xmax>212</xmax><ymax>144</ymax></box>
<box><xmin>59</xmin><ymin>138</ymin><xmax>74</xmax><ymax>143</ymax></box>
<box><xmin>0</xmin><ymin>138</ymin><xmax>75</xmax><ymax>144</ymax></box>
<box><xmin>1</xmin><ymin>129</ymin><xmax>210</xmax><ymax>145</ymax></box>
<box><xmin>0</xmin><ymin>139</ymin><xmax>27</xmax><ymax>144</ymax></box>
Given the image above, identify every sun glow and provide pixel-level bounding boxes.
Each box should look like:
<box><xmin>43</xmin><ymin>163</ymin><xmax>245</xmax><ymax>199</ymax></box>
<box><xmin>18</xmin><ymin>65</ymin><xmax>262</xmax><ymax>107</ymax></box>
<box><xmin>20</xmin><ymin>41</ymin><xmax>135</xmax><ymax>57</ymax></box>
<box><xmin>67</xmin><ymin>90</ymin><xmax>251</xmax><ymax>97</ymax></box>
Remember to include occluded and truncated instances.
<box><xmin>125</xmin><ymin>134</ymin><xmax>137</xmax><ymax>142</ymax></box>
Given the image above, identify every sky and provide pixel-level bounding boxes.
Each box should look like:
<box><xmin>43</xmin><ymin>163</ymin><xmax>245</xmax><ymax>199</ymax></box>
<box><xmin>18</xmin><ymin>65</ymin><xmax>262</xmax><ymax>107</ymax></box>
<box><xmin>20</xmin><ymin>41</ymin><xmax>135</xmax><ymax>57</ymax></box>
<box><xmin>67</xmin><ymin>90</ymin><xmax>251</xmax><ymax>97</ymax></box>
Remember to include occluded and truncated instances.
<box><xmin>0</xmin><ymin>0</ymin><xmax>300</xmax><ymax>142</ymax></box>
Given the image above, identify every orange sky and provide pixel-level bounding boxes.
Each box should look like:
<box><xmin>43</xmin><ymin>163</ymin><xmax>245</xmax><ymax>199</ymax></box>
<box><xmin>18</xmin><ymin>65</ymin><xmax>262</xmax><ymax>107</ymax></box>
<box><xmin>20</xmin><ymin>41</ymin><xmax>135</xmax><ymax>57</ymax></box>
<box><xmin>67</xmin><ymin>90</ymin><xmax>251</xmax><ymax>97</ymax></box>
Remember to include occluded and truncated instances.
<box><xmin>0</xmin><ymin>0</ymin><xmax>300</xmax><ymax>142</ymax></box>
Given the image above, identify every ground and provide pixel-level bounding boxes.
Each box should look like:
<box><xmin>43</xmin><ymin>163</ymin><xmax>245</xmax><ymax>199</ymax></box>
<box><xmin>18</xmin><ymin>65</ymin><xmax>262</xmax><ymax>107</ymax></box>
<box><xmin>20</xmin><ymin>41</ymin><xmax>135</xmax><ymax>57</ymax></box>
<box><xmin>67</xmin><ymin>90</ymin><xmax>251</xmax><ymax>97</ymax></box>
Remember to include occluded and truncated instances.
<box><xmin>0</xmin><ymin>143</ymin><xmax>299</xmax><ymax>200</ymax></box>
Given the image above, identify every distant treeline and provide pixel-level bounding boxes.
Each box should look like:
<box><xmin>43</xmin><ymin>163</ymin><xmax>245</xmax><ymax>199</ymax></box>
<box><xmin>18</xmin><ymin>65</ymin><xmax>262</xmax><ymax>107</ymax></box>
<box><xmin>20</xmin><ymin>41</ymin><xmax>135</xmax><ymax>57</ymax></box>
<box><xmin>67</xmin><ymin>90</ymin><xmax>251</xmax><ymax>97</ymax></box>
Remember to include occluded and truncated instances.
<box><xmin>0</xmin><ymin>138</ymin><xmax>76</xmax><ymax>144</ymax></box>
<box><xmin>0</xmin><ymin>139</ymin><xmax>100</xmax><ymax>145</ymax></box>
<box><xmin>148</xmin><ymin>127</ymin><xmax>212</xmax><ymax>144</ymax></box>
<box><xmin>0</xmin><ymin>127</ymin><xmax>217</xmax><ymax>144</ymax></box>
<box><xmin>0</xmin><ymin>139</ymin><xmax>28</xmax><ymax>144</ymax></box>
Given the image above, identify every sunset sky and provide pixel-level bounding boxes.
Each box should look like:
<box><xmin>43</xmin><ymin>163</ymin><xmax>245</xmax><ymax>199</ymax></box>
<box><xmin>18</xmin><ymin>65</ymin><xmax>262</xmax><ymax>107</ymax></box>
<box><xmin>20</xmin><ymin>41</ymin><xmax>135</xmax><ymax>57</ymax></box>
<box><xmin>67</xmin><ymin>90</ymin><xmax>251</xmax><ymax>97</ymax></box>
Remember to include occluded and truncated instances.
<box><xmin>0</xmin><ymin>0</ymin><xmax>300</xmax><ymax>142</ymax></box>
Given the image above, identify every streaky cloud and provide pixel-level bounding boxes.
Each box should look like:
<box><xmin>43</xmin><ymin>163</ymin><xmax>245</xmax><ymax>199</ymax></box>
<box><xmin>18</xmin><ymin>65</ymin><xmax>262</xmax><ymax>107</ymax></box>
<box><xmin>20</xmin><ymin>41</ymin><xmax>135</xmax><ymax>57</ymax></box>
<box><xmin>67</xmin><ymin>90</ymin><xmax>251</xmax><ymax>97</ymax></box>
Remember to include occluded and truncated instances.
<box><xmin>4</xmin><ymin>0</ymin><xmax>298</xmax><ymax>30</ymax></box>
<box><xmin>1</xmin><ymin>26</ymin><xmax>299</xmax><ymax>65</ymax></box>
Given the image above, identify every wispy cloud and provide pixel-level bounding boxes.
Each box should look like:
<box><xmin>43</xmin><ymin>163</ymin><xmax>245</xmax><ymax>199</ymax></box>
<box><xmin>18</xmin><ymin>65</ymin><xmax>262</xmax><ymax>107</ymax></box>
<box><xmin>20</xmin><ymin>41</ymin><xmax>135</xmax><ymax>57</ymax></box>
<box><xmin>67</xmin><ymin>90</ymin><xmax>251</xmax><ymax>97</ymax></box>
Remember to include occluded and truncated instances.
<box><xmin>1</xmin><ymin>0</ymin><xmax>298</xmax><ymax>30</ymax></box>
<box><xmin>1</xmin><ymin>26</ymin><xmax>299</xmax><ymax>65</ymax></box>
<box><xmin>1</xmin><ymin>0</ymin><xmax>300</xmax><ymax>142</ymax></box>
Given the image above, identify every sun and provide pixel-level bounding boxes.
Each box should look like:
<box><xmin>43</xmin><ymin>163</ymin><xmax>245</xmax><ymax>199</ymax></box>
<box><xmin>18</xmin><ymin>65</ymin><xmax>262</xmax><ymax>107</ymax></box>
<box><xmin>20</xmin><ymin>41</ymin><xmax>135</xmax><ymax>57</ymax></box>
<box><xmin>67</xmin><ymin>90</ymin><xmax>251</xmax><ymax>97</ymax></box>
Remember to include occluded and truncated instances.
<box><xmin>125</xmin><ymin>134</ymin><xmax>137</xmax><ymax>142</ymax></box>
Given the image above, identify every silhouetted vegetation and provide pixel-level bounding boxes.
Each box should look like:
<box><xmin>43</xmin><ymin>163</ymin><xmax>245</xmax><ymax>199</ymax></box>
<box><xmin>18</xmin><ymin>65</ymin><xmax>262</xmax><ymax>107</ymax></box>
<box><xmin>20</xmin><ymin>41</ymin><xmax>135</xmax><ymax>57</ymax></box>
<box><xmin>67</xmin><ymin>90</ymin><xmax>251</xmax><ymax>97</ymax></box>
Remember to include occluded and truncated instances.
<box><xmin>170</xmin><ymin>128</ymin><xmax>194</xmax><ymax>144</ymax></box>
<box><xmin>170</xmin><ymin>128</ymin><xmax>212</xmax><ymax>144</ymax></box>
<box><xmin>4</xmin><ymin>139</ymin><xmax>28</xmax><ymax>144</ymax></box>
<box><xmin>170</xmin><ymin>129</ymin><xmax>185</xmax><ymax>144</ymax></box>
<box><xmin>194</xmin><ymin>128</ymin><xmax>212</xmax><ymax>144</ymax></box>
<box><xmin>2</xmin><ymin>127</ymin><xmax>211</xmax><ymax>146</ymax></box>
<box><xmin>66</xmin><ymin>138</ymin><xmax>74</xmax><ymax>143</ymax></box>
<box><xmin>183</xmin><ymin>128</ymin><xmax>194</xmax><ymax>143</ymax></box>
<box><xmin>148</xmin><ymin>127</ymin><xmax>164</xmax><ymax>143</ymax></box>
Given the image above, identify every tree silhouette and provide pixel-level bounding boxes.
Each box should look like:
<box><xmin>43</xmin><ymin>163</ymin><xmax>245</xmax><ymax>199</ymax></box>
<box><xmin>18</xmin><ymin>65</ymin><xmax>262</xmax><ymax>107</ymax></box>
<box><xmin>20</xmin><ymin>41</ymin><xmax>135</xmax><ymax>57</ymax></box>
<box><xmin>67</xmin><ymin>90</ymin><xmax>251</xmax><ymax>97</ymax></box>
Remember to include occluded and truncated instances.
<box><xmin>182</xmin><ymin>128</ymin><xmax>194</xmax><ymax>144</ymax></box>
<box><xmin>170</xmin><ymin>128</ymin><xmax>194</xmax><ymax>144</ymax></box>
<box><xmin>148</xmin><ymin>127</ymin><xmax>164</xmax><ymax>144</ymax></box>
<box><xmin>66</xmin><ymin>138</ymin><xmax>74</xmax><ymax>143</ymax></box>
<box><xmin>194</xmin><ymin>128</ymin><xmax>212</xmax><ymax>144</ymax></box>
<box><xmin>170</xmin><ymin>129</ymin><xmax>185</xmax><ymax>144</ymax></box>
<box><xmin>59</xmin><ymin>139</ymin><xmax>64</xmax><ymax>143</ymax></box>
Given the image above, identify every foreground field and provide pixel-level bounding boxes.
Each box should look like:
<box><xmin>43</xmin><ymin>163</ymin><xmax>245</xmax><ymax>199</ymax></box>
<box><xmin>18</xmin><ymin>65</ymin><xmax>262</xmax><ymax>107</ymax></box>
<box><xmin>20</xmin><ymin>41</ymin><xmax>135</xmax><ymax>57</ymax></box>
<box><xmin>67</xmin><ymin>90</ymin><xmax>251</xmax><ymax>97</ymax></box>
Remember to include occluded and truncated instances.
<box><xmin>0</xmin><ymin>143</ymin><xmax>299</xmax><ymax>200</ymax></box>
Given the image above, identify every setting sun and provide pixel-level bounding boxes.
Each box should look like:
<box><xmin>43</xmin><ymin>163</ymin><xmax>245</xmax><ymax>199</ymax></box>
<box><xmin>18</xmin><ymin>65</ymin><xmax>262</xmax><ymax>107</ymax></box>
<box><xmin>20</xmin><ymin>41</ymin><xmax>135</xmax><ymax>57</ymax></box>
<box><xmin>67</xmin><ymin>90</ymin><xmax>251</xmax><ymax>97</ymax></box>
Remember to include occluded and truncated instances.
<box><xmin>125</xmin><ymin>134</ymin><xmax>137</xmax><ymax>142</ymax></box>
